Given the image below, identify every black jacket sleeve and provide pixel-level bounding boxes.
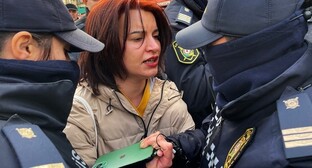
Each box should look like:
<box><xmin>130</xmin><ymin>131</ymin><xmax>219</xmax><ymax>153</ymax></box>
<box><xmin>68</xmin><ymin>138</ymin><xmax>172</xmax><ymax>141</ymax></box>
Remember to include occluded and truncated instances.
<box><xmin>166</xmin><ymin>115</ymin><xmax>211</xmax><ymax>164</ymax></box>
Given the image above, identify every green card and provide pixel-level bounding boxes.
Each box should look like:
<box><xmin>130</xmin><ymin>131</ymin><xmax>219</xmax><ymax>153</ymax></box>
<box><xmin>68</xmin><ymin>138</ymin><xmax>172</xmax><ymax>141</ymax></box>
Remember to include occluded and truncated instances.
<box><xmin>92</xmin><ymin>142</ymin><xmax>154</xmax><ymax>168</ymax></box>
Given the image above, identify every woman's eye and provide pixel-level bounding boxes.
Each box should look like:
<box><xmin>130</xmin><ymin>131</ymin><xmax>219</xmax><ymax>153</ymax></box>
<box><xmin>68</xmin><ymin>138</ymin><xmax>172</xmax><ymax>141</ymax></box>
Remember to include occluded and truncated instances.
<box><xmin>133</xmin><ymin>37</ymin><xmax>143</xmax><ymax>41</ymax></box>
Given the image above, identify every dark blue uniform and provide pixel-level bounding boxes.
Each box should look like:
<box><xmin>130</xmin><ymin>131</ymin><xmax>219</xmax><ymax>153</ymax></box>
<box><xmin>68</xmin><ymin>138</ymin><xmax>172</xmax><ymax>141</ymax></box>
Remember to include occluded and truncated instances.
<box><xmin>164</xmin><ymin>0</ymin><xmax>213</xmax><ymax>128</ymax></box>
<box><xmin>167</xmin><ymin>10</ymin><xmax>312</xmax><ymax>168</ymax></box>
<box><xmin>0</xmin><ymin>59</ymin><xmax>87</xmax><ymax>168</ymax></box>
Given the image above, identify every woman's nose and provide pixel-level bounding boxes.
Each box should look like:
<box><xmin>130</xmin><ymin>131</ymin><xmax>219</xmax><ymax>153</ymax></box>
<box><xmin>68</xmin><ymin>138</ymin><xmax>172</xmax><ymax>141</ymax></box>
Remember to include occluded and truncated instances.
<box><xmin>146</xmin><ymin>36</ymin><xmax>160</xmax><ymax>53</ymax></box>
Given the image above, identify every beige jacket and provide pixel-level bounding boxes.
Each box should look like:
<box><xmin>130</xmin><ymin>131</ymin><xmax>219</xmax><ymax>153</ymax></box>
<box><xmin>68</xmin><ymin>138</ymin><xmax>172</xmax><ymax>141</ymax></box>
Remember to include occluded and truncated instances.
<box><xmin>64</xmin><ymin>77</ymin><xmax>195</xmax><ymax>167</ymax></box>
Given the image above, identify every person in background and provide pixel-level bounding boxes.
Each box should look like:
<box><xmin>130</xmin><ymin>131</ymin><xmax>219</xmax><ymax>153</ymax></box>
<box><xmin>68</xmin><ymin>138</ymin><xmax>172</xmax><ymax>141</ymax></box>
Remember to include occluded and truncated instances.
<box><xmin>63</xmin><ymin>0</ymin><xmax>195</xmax><ymax>167</ymax></box>
<box><xmin>142</xmin><ymin>0</ymin><xmax>312</xmax><ymax>167</ymax></box>
<box><xmin>66</xmin><ymin>3</ymin><xmax>79</xmax><ymax>21</ymax></box>
<box><xmin>75</xmin><ymin>0</ymin><xmax>100</xmax><ymax>31</ymax></box>
<box><xmin>69</xmin><ymin>0</ymin><xmax>100</xmax><ymax>61</ymax></box>
<box><xmin>0</xmin><ymin>0</ymin><xmax>104</xmax><ymax>167</ymax></box>
<box><xmin>164</xmin><ymin>0</ymin><xmax>213</xmax><ymax>128</ymax></box>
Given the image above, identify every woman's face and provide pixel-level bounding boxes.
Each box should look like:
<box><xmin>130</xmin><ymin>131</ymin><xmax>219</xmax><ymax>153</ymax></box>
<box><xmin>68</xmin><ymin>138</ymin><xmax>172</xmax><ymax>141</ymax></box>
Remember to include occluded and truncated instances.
<box><xmin>120</xmin><ymin>9</ymin><xmax>161</xmax><ymax>80</ymax></box>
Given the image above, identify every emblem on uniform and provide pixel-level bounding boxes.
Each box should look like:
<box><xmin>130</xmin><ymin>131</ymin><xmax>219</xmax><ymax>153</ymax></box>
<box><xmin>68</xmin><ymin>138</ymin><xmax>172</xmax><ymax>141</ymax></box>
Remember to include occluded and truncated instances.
<box><xmin>277</xmin><ymin>92</ymin><xmax>312</xmax><ymax>160</ymax></box>
<box><xmin>16</xmin><ymin>128</ymin><xmax>37</xmax><ymax>139</ymax></box>
<box><xmin>224</xmin><ymin>128</ymin><xmax>255</xmax><ymax>168</ymax></box>
<box><xmin>283</xmin><ymin>97</ymin><xmax>300</xmax><ymax>109</ymax></box>
<box><xmin>172</xmin><ymin>41</ymin><xmax>199</xmax><ymax>64</ymax></box>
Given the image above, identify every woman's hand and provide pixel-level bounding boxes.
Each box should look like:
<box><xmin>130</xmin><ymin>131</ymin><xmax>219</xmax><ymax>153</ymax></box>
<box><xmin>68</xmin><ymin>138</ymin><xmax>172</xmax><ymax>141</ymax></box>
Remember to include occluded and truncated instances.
<box><xmin>140</xmin><ymin>131</ymin><xmax>174</xmax><ymax>168</ymax></box>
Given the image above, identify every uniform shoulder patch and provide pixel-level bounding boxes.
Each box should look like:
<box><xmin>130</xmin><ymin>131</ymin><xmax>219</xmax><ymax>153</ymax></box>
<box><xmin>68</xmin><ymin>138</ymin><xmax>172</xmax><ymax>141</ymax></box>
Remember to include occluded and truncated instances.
<box><xmin>172</xmin><ymin>41</ymin><xmax>199</xmax><ymax>64</ymax></box>
<box><xmin>224</xmin><ymin>128</ymin><xmax>255</xmax><ymax>168</ymax></box>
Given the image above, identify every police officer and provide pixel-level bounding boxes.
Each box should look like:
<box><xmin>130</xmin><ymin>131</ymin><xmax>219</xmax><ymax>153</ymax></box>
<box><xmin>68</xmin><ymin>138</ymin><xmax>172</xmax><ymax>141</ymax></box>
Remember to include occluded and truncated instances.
<box><xmin>164</xmin><ymin>0</ymin><xmax>214</xmax><ymax>128</ymax></box>
<box><xmin>142</xmin><ymin>0</ymin><xmax>312</xmax><ymax>167</ymax></box>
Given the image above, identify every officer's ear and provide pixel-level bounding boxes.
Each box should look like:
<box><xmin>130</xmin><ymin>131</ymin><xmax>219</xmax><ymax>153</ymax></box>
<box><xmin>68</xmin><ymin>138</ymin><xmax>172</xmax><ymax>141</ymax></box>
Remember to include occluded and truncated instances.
<box><xmin>11</xmin><ymin>31</ymin><xmax>40</xmax><ymax>60</ymax></box>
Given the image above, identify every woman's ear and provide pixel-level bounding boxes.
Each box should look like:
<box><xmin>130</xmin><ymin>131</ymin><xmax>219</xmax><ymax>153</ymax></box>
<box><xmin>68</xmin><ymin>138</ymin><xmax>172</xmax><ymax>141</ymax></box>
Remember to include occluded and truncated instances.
<box><xmin>11</xmin><ymin>31</ymin><xmax>40</xmax><ymax>60</ymax></box>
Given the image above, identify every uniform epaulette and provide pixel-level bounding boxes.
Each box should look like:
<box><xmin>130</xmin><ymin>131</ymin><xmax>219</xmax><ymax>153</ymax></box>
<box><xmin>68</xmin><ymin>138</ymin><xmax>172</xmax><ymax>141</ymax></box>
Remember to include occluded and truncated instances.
<box><xmin>2</xmin><ymin>114</ymin><xmax>67</xmax><ymax>167</ymax></box>
<box><xmin>277</xmin><ymin>85</ymin><xmax>312</xmax><ymax>161</ymax></box>
<box><xmin>175</xmin><ymin>6</ymin><xmax>193</xmax><ymax>26</ymax></box>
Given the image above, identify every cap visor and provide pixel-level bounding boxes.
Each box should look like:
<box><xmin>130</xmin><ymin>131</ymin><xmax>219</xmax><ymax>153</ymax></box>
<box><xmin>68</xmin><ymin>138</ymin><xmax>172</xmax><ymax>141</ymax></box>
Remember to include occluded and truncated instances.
<box><xmin>55</xmin><ymin>28</ymin><xmax>104</xmax><ymax>52</ymax></box>
<box><xmin>176</xmin><ymin>21</ymin><xmax>222</xmax><ymax>49</ymax></box>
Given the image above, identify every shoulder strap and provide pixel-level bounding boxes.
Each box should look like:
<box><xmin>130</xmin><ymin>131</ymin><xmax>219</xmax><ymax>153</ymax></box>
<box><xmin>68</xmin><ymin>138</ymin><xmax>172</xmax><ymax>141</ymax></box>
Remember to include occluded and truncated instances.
<box><xmin>1</xmin><ymin>114</ymin><xmax>68</xmax><ymax>167</ymax></box>
<box><xmin>276</xmin><ymin>84</ymin><xmax>312</xmax><ymax>161</ymax></box>
<box><xmin>74</xmin><ymin>95</ymin><xmax>98</xmax><ymax>149</ymax></box>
